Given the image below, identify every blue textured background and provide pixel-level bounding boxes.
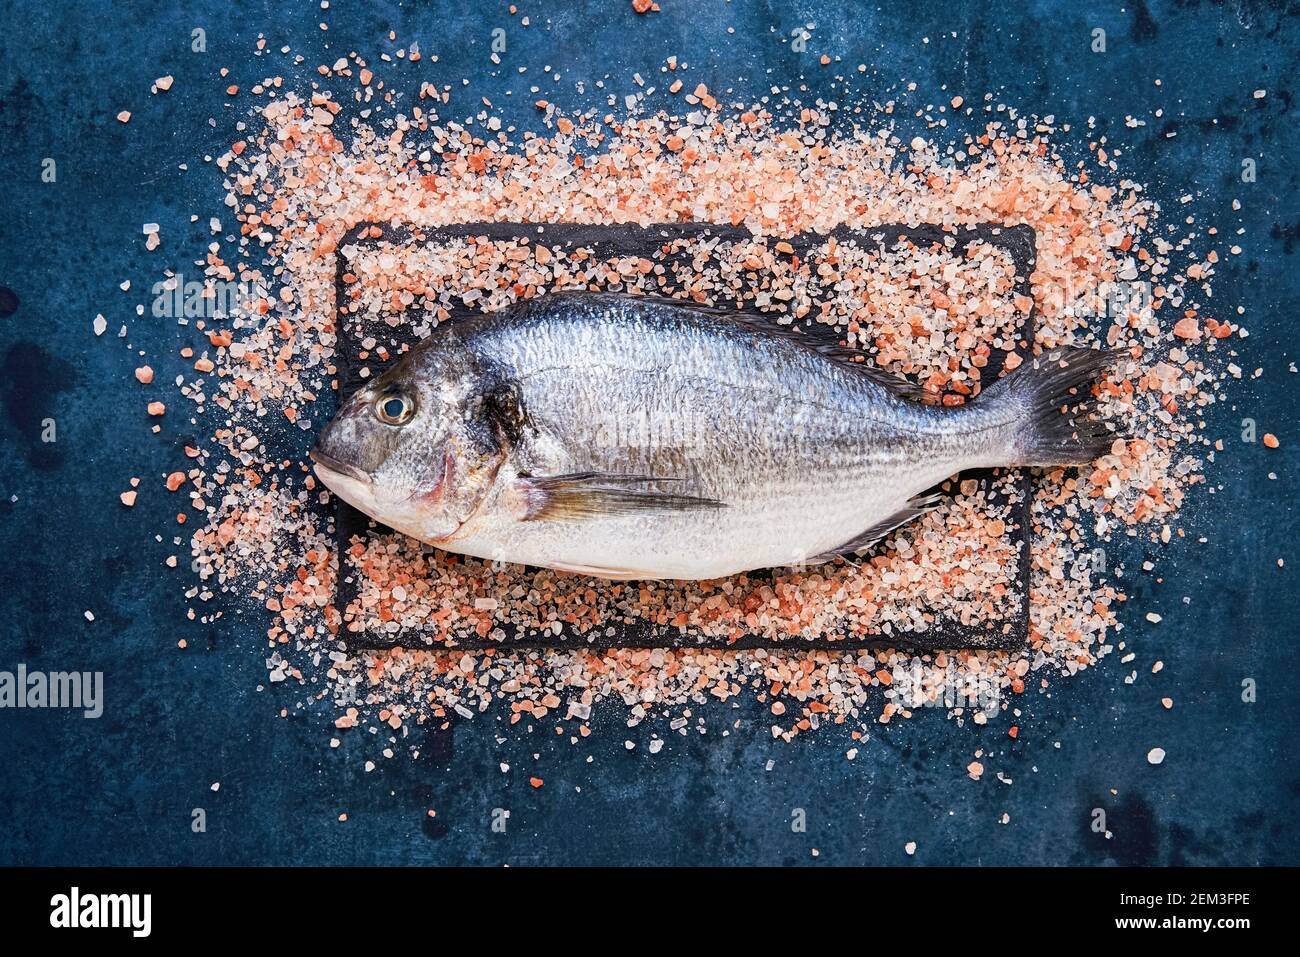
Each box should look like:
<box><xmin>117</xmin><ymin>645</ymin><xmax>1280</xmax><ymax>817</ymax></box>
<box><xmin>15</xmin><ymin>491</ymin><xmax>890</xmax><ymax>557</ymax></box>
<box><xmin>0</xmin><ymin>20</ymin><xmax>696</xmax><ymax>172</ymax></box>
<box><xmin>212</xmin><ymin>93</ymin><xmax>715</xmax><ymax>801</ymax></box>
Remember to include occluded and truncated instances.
<box><xmin>1</xmin><ymin>0</ymin><xmax>1296</xmax><ymax>865</ymax></box>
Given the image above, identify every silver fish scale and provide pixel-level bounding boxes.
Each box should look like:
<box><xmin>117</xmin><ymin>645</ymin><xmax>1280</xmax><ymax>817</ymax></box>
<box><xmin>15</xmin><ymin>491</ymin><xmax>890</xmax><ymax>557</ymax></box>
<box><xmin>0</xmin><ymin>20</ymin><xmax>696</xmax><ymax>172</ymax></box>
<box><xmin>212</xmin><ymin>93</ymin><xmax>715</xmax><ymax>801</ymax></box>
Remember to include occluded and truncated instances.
<box><xmin>445</xmin><ymin>294</ymin><xmax>1014</xmax><ymax>579</ymax></box>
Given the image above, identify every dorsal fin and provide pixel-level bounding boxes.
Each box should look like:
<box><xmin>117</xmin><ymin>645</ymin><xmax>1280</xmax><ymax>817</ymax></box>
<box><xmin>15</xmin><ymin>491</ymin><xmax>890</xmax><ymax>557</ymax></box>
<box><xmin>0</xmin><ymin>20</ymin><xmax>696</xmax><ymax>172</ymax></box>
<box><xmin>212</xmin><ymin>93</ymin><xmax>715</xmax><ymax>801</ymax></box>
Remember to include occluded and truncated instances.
<box><xmin>553</xmin><ymin>291</ymin><xmax>933</xmax><ymax>403</ymax></box>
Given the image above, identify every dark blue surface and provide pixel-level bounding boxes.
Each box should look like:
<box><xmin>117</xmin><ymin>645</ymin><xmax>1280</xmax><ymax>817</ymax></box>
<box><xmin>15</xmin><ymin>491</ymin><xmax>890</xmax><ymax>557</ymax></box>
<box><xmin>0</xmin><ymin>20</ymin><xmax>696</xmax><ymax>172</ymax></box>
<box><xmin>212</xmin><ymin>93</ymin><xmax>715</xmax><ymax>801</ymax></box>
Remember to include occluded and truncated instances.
<box><xmin>1</xmin><ymin>0</ymin><xmax>1297</xmax><ymax>865</ymax></box>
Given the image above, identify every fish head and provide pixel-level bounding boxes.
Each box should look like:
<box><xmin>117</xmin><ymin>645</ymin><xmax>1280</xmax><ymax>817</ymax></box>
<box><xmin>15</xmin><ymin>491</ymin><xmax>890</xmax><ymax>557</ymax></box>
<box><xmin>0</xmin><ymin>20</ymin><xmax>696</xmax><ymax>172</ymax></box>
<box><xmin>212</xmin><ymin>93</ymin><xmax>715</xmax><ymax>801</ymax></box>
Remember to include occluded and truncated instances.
<box><xmin>310</xmin><ymin>340</ymin><xmax>513</xmax><ymax>542</ymax></box>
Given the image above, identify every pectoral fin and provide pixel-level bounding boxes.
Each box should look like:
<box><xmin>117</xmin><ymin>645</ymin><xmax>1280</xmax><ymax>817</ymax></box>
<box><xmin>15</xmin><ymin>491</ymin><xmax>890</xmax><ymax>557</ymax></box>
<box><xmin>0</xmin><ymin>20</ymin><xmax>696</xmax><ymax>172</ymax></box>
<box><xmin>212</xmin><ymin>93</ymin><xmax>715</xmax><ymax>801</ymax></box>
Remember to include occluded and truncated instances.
<box><xmin>517</xmin><ymin>472</ymin><xmax>725</xmax><ymax>522</ymax></box>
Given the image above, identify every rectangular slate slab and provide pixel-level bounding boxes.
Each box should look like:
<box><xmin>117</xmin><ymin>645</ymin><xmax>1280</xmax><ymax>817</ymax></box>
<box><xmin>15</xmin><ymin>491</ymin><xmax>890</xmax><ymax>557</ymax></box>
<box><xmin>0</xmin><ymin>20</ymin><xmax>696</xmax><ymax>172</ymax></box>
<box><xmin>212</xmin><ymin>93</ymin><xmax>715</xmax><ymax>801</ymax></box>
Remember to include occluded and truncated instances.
<box><xmin>330</xmin><ymin>220</ymin><xmax>1038</xmax><ymax>652</ymax></box>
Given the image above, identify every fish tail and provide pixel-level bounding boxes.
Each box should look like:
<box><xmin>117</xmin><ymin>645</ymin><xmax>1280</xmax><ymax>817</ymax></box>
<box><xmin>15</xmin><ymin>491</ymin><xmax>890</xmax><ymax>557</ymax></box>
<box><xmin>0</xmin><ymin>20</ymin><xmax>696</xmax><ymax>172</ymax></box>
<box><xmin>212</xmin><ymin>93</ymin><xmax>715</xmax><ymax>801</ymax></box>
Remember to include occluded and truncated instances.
<box><xmin>983</xmin><ymin>345</ymin><xmax>1128</xmax><ymax>466</ymax></box>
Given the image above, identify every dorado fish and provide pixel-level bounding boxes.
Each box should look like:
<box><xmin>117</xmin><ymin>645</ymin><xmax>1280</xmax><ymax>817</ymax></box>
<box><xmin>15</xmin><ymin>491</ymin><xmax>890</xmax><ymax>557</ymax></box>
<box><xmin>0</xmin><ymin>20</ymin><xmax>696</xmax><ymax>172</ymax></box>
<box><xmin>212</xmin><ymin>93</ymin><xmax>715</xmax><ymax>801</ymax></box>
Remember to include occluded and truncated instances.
<box><xmin>311</xmin><ymin>292</ymin><xmax>1122</xmax><ymax>580</ymax></box>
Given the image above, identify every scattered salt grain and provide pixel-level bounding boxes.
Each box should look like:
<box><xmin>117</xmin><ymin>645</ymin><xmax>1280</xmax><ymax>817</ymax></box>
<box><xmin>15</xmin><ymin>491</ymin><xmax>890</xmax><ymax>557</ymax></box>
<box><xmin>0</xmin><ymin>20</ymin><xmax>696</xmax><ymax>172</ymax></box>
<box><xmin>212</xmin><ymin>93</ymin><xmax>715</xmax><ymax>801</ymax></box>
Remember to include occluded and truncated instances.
<box><xmin>159</xmin><ymin>48</ymin><xmax>1241</xmax><ymax>756</ymax></box>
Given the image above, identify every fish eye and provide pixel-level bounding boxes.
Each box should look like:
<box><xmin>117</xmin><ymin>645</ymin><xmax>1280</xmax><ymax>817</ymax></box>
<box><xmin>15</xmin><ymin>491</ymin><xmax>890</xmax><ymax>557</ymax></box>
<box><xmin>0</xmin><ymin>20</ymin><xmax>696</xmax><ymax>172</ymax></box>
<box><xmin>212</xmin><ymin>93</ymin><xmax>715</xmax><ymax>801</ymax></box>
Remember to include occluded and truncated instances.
<box><xmin>374</xmin><ymin>393</ymin><xmax>415</xmax><ymax>425</ymax></box>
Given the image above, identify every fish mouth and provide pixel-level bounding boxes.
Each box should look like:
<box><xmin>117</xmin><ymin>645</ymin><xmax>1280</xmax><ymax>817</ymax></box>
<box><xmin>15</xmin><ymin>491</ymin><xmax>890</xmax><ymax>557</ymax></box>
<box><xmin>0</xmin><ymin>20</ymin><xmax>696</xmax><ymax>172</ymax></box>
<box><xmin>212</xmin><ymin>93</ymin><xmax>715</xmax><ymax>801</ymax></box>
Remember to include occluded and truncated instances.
<box><xmin>309</xmin><ymin>446</ymin><xmax>372</xmax><ymax>485</ymax></box>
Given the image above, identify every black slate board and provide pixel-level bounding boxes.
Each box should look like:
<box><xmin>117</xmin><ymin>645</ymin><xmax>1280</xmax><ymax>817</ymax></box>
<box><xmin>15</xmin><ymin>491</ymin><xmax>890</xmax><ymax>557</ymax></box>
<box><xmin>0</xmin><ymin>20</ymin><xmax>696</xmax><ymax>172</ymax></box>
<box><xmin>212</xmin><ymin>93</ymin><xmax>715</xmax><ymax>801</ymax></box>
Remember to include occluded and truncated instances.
<box><xmin>329</xmin><ymin>220</ymin><xmax>1038</xmax><ymax>652</ymax></box>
